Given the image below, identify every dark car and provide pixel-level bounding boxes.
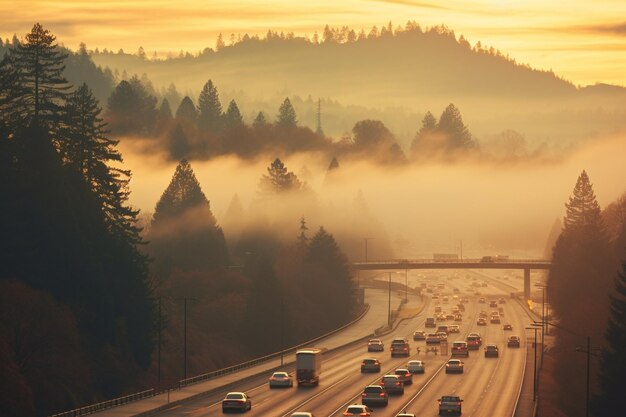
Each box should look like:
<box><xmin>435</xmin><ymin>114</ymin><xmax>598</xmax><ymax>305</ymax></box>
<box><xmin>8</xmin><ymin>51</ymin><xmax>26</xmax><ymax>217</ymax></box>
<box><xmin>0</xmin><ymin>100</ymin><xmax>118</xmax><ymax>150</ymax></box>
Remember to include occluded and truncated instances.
<box><xmin>394</xmin><ymin>368</ymin><xmax>413</xmax><ymax>385</ymax></box>
<box><xmin>367</xmin><ymin>339</ymin><xmax>384</xmax><ymax>352</ymax></box>
<box><xmin>439</xmin><ymin>395</ymin><xmax>463</xmax><ymax>416</ymax></box>
<box><xmin>507</xmin><ymin>335</ymin><xmax>521</xmax><ymax>347</ymax></box>
<box><xmin>503</xmin><ymin>323</ymin><xmax>513</xmax><ymax>331</ymax></box>
<box><xmin>361</xmin><ymin>358</ymin><xmax>382</xmax><ymax>373</ymax></box>
<box><xmin>484</xmin><ymin>344</ymin><xmax>499</xmax><ymax>358</ymax></box>
<box><xmin>222</xmin><ymin>392</ymin><xmax>252</xmax><ymax>413</ymax></box>
<box><xmin>413</xmin><ymin>330</ymin><xmax>426</xmax><ymax>341</ymax></box>
<box><xmin>381</xmin><ymin>374</ymin><xmax>404</xmax><ymax>395</ymax></box>
<box><xmin>361</xmin><ymin>385</ymin><xmax>388</xmax><ymax>406</ymax></box>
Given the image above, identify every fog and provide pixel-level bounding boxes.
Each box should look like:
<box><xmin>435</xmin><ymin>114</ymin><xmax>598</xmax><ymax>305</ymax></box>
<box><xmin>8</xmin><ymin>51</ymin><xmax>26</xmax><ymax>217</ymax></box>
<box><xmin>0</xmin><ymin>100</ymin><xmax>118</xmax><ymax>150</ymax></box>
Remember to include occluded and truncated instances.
<box><xmin>119</xmin><ymin>133</ymin><xmax>626</xmax><ymax>260</ymax></box>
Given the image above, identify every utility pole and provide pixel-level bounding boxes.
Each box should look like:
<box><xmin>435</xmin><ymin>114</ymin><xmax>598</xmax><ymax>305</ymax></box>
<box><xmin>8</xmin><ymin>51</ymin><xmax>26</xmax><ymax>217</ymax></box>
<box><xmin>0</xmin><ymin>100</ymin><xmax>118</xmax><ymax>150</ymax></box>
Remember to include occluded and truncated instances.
<box><xmin>158</xmin><ymin>297</ymin><xmax>161</xmax><ymax>388</ymax></box>
<box><xmin>526</xmin><ymin>326</ymin><xmax>538</xmax><ymax>400</ymax></box>
<box><xmin>388</xmin><ymin>272</ymin><xmax>392</xmax><ymax>326</ymax></box>
<box><xmin>183</xmin><ymin>298</ymin><xmax>187</xmax><ymax>380</ymax></box>
<box><xmin>586</xmin><ymin>336</ymin><xmax>590</xmax><ymax>417</ymax></box>
<box><xmin>405</xmin><ymin>269</ymin><xmax>408</xmax><ymax>302</ymax></box>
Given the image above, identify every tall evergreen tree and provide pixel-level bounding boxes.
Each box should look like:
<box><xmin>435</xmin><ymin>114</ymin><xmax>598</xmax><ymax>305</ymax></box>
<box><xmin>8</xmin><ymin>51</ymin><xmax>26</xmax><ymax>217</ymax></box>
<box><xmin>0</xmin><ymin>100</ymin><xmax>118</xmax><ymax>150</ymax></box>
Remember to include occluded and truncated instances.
<box><xmin>253</xmin><ymin>111</ymin><xmax>267</xmax><ymax>129</ymax></box>
<box><xmin>149</xmin><ymin>160</ymin><xmax>228</xmax><ymax>273</ymax></box>
<box><xmin>155</xmin><ymin>98</ymin><xmax>173</xmax><ymax>131</ymax></box>
<box><xmin>175</xmin><ymin>96</ymin><xmax>198</xmax><ymax>124</ymax></box>
<box><xmin>298</xmin><ymin>217</ymin><xmax>309</xmax><ymax>245</ymax></box>
<box><xmin>594</xmin><ymin>256</ymin><xmax>626</xmax><ymax>417</ymax></box>
<box><xmin>197</xmin><ymin>79</ymin><xmax>222</xmax><ymax>131</ymax></box>
<box><xmin>277</xmin><ymin>98</ymin><xmax>297</xmax><ymax>128</ymax></box>
<box><xmin>258</xmin><ymin>158</ymin><xmax>302</xmax><ymax>195</ymax></box>
<box><xmin>438</xmin><ymin>103</ymin><xmax>473</xmax><ymax>149</ymax></box>
<box><xmin>564</xmin><ymin>170</ymin><xmax>602</xmax><ymax>232</ymax></box>
<box><xmin>6</xmin><ymin>23</ymin><xmax>70</xmax><ymax>125</ymax></box>
<box><xmin>223</xmin><ymin>99</ymin><xmax>243</xmax><ymax>128</ymax></box>
<box><xmin>107</xmin><ymin>76</ymin><xmax>157</xmax><ymax>134</ymax></box>
<box><xmin>168</xmin><ymin>123</ymin><xmax>191</xmax><ymax>160</ymax></box>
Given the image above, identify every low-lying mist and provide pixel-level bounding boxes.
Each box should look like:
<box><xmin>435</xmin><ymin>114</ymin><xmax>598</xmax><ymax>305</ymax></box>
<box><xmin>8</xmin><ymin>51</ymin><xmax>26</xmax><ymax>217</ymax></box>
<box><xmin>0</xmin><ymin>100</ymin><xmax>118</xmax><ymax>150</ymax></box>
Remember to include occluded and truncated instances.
<box><xmin>119</xmin><ymin>133</ymin><xmax>626</xmax><ymax>260</ymax></box>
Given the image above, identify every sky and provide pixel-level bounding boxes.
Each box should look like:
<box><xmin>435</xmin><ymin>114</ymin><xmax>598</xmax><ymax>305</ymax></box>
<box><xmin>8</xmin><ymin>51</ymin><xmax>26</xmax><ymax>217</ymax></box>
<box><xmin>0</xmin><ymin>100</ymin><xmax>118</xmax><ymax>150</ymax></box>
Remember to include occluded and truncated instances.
<box><xmin>1</xmin><ymin>0</ymin><xmax>626</xmax><ymax>87</ymax></box>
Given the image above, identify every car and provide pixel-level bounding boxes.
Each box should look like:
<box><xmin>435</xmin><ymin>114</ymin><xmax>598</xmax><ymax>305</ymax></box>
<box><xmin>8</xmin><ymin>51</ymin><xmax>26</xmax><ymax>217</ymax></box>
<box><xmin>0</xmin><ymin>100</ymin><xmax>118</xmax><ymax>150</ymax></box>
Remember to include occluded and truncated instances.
<box><xmin>396</xmin><ymin>413</ymin><xmax>416</xmax><ymax>417</ymax></box>
<box><xmin>269</xmin><ymin>371</ymin><xmax>293</xmax><ymax>388</ymax></box>
<box><xmin>361</xmin><ymin>385</ymin><xmax>388</xmax><ymax>406</ymax></box>
<box><xmin>454</xmin><ymin>314</ymin><xmax>463</xmax><ymax>322</ymax></box>
<box><xmin>490</xmin><ymin>316</ymin><xmax>501</xmax><ymax>324</ymax></box>
<box><xmin>391</xmin><ymin>339</ymin><xmax>410</xmax><ymax>357</ymax></box>
<box><xmin>343</xmin><ymin>404</ymin><xmax>373</xmax><ymax>416</ymax></box>
<box><xmin>436</xmin><ymin>331</ymin><xmax>448</xmax><ymax>341</ymax></box>
<box><xmin>448</xmin><ymin>324</ymin><xmax>460</xmax><ymax>333</ymax></box>
<box><xmin>445</xmin><ymin>313</ymin><xmax>455</xmax><ymax>320</ymax></box>
<box><xmin>438</xmin><ymin>395</ymin><xmax>463</xmax><ymax>416</ymax></box>
<box><xmin>499</xmin><ymin>297</ymin><xmax>506</xmax><ymax>304</ymax></box>
<box><xmin>435</xmin><ymin>306</ymin><xmax>442</xmax><ymax>313</ymax></box>
<box><xmin>407</xmin><ymin>360</ymin><xmax>425</xmax><ymax>374</ymax></box>
<box><xmin>436</xmin><ymin>314</ymin><xmax>446</xmax><ymax>322</ymax></box>
<box><xmin>425</xmin><ymin>317</ymin><xmax>436</xmax><ymax>328</ymax></box>
<box><xmin>445</xmin><ymin>359</ymin><xmax>464</xmax><ymax>374</ymax></box>
<box><xmin>361</xmin><ymin>358</ymin><xmax>382</xmax><ymax>373</ymax></box>
<box><xmin>394</xmin><ymin>368</ymin><xmax>413</xmax><ymax>385</ymax></box>
<box><xmin>291</xmin><ymin>413</ymin><xmax>316</xmax><ymax>417</ymax></box>
<box><xmin>451</xmin><ymin>341</ymin><xmax>469</xmax><ymax>357</ymax></box>
<box><xmin>489</xmin><ymin>301</ymin><xmax>498</xmax><ymax>308</ymax></box>
<box><xmin>467</xmin><ymin>335</ymin><xmax>481</xmax><ymax>350</ymax></box>
<box><xmin>498</xmin><ymin>307</ymin><xmax>505</xmax><ymax>315</ymax></box>
<box><xmin>413</xmin><ymin>330</ymin><xmax>426</xmax><ymax>341</ymax></box>
<box><xmin>380</xmin><ymin>374</ymin><xmax>404</xmax><ymax>395</ymax></box>
<box><xmin>477</xmin><ymin>318</ymin><xmax>487</xmax><ymax>326</ymax></box>
<box><xmin>222</xmin><ymin>392</ymin><xmax>252</xmax><ymax>413</ymax></box>
<box><xmin>507</xmin><ymin>335</ymin><xmax>521</xmax><ymax>347</ymax></box>
<box><xmin>437</xmin><ymin>325</ymin><xmax>449</xmax><ymax>334</ymax></box>
<box><xmin>426</xmin><ymin>333</ymin><xmax>441</xmax><ymax>344</ymax></box>
<box><xmin>367</xmin><ymin>339</ymin><xmax>384</xmax><ymax>352</ymax></box>
<box><xmin>479</xmin><ymin>311</ymin><xmax>488</xmax><ymax>319</ymax></box>
<box><xmin>457</xmin><ymin>303</ymin><xmax>465</xmax><ymax>311</ymax></box>
<box><xmin>478</xmin><ymin>297</ymin><xmax>486</xmax><ymax>303</ymax></box>
<box><xmin>484</xmin><ymin>344</ymin><xmax>499</xmax><ymax>357</ymax></box>
<box><xmin>503</xmin><ymin>323</ymin><xmax>513</xmax><ymax>331</ymax></box>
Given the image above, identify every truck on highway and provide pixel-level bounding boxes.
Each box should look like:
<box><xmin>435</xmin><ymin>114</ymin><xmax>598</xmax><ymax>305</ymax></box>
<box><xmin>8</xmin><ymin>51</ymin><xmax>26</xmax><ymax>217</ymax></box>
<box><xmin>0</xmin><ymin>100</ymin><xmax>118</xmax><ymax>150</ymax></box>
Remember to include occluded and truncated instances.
<box><xmin>296</xmin><ymin>349</ymin><xmax>321</xmax><ymax>386</ymax></box>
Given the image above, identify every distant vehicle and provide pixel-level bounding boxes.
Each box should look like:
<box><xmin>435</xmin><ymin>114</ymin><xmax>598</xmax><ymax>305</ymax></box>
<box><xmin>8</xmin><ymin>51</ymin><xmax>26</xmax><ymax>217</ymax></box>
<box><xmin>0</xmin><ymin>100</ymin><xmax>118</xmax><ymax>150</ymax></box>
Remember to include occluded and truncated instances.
<box><xmin>443</xmin><ymin>296</ymin><xmax>449</xmax><ymax>303</ymax></box>
<box><xmin>269</xmin><ymin>371</ymin><xmax>293</xmax><ymax>388</ymax></box>
<box><xmin>291</xmin><ymin>413</ymin><xmax>316</xmax><ymax>417</ymax></box>
<box><xmin>478</xmin><ymin>297</ymin><xmax>486</xmax><ymax>303</ymax></box>
<box><xmin>457</xmin><ymin>303</ymin><xmax>465</xmax><ymax>311</ymax></box>
<box><xmin>437</xmin><ymin>314</ymin><xmax>446</xmax><ymax>322</ymax></box>
<box><xmin>445</xmin><ymin>359</ymin><xmax>464</xmax><ymax>374</ymax></box>
<box><xmin>361</xmin><ymin>358</ymin><xmax>382</xmax><ymax>373</ymax></box>
<box><xmin>479</xmin><ymin>311</ymin><xmax>488</xmax><ymax>319</ymax></box>
<box><xmin>380</xmin><ymin>374</ymin><xmax>404</xmax><ymax>395</ymax></box>
<box><xmin>454</xmin><ymin>315</ymin><xmax>463</xmax><ymax>322</ymax></box>
<box><xmin>361</xmin><ymin>385</ymin><xmax>388</xmax><ymax>406</ymax></box>
<box><xmin>499</xmin><ymin>297</ymin><xmax>506</xmax><ymax>304</ymax></box>
<box><xmin>445</xmin><ymin>313</ymin><xmax>455</xmax><ymax>320</ymax></box>
<box><xmin>391</xmin><ymin>338</ymin><xmax>410</xmax><ymax>357</ymax></box>
<box><xmin>368</xmin><ymin>339</ymin><xmax>384</xmax><ymax>352</ymax></box>
<box><xmin>503</xmin><ymin>324</ymin><xmax>513</xmax><ymax>331</ymax></box>
<box><xmin>396</xmin><ymin>413</ymin><xmax>416</xmax><ymax>417</ymax></box>
<box><xmin>425</xmin><ymin>317</ymin><xmax>436</xmax><ymax>328</ymax></box>
<box><xmin>296</xmin><ymin>349</ymin><xmax>321</xmax><ymax>386</ymax></box>
<box><xmin>394</xmin><ymin>368</ymin><xmax>413</xmax><ymax>385</ymax></box>
<box><xmin>467</xmin><ymin>334</ymin><xmax>481</xmax><ymax>350</ymax></box>
<box><xmin>436</xmin><ymin>331</ymin><xmax>448</xmax><ymax>341</ymax></box>
<box><xmin>437</xmin><ymin>325</ymin><xmax>449</xmax><ymax>334</ymax></box>
<box><xmin>426</xmin><ymin>333</ymin><xmax>441</xmax><ymax>344</ymax></box>
<box><xmin>485</xmin><ymin>344</ymin><xmax>499</xmax><ymax>358</ymax></box>
<box><xmin>435</xmin><ymin>306</ymin><xmax>442</xmax><ymax>313</ymax></box>
<box><xmin>222</xmin><ymin>392</ymin><xmax>252</xmax><ymax>413</ymax></box>
<box><xmin>507</xmin><ymin>336</ymin><xmax>521</xmax><ymax>348</ymax></box>
<box><xmin>490</xmin><ymin>316</ymin><xmax>501</xmax><ymax>324</ymax></box>
<box><xmin>477</xmin><ymin>318</ymin><xmax>487</xmax><ymax>326</ymax></box>
<box><xmin>432</xmin><ymin>294</ymin><xmax>439</xmax><ymax>300</ymax></box>
<box><xmin>343</xmin><ymin>404</ymin><xmax>372</xmax><ymax>416</ymax></box>
<box><xmin>407</xmin><ymin>360</ymin><xmax>425</xmax><ymax>374</ymax></box>
<box><xmin>451</xmin><ymin>341</ymin><xmax>469</xmax><ymax>357</ymax></box>
<box><xmin>434</xmin><ymin>253</ymin><xmax>459</xmax><ymax>261</ymax></box>
<box><xmin>448</xmin><ymin>324</ymin><xmax>460</xmax><ymax>333</ymax></box>
<box><xmin>453</xmin><ymin>287</ymin><xmax>460</xmax><ymax>293</ymax></box>
<box><xmin>481</xmin><ymin>256</ymin><xmax>495</xmax><ymax>262</ymax></box>
<box><xmin>489</xmin><ymin>300</ymin><xmax>498</xmax><ymax>308</ymax></box>
<box><xmin>438</xmin><ymin>395</ymin><xmax>463</xmax><ymax>416</ymax></box>
<box><xmin>413</xmin><ymin>330</ymin><xmax>426</xmax><ymax>341</ymax></box>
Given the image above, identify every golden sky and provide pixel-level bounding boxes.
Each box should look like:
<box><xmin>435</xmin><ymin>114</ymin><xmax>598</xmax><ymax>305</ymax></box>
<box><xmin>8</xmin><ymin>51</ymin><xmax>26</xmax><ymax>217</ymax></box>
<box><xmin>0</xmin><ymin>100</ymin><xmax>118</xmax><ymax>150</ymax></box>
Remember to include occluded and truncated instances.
<box><xmin>2</xmin><ymin>0</ymin><xmax>626</xmax><ymax>86</ymax></box>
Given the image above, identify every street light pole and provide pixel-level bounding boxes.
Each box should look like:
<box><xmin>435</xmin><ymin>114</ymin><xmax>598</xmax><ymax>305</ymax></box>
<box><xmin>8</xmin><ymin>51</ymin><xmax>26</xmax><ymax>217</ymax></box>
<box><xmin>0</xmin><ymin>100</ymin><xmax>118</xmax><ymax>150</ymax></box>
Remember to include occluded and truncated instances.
<box><xmin>526</xmin><ymin>326</ymin><xmax>538</xmax><ymax>400</ymax></box>
<box><xmin>388</xmin><ymin>272</ymin><xmax>392</xmax><ymax>326</ymax></box>
<box><xmin>586</xmin><ymin>336</ymin><xmax>590</xmax><ymax>417</ymax></box>
<box><xmin>405</xmin><ymin>269</ymin><xmax>408</xmax><ymax>302</ymax></box>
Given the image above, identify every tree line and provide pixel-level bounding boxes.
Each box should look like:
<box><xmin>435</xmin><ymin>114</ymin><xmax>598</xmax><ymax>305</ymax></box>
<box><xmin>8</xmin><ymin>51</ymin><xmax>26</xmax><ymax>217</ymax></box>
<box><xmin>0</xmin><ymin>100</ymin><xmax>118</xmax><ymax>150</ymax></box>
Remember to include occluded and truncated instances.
<box><xmin>0</xmin><ymin>23</ymin><xmax>360</xmax><ymax>416</ymax></box>
<box><xmin>546</xmin><ymin>171</ymin><xmax>626</xmax><ymax>417</ymax></box>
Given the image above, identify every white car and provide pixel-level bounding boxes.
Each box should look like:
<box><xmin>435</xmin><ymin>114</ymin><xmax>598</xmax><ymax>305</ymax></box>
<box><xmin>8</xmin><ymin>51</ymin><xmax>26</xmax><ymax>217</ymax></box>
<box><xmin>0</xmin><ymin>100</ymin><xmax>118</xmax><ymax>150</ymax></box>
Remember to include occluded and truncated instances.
<box><xmin>269</xmin><ymin>371</ymin><xmax>293</xmax><ymax>388</ymax></box>
<box><xmin>407</xmin><ymin>360</ymin><xmax>425</xmax><ymax>374</ymax></box>
<box><xmin>291</xmin><ymin>413</ymin><xmax>315</xmax><ymax>417</ymax></box>
<box><xmin>445</xmin><ymin>359</ymin><xmax>464</xmax><ymax>374</ymax></box>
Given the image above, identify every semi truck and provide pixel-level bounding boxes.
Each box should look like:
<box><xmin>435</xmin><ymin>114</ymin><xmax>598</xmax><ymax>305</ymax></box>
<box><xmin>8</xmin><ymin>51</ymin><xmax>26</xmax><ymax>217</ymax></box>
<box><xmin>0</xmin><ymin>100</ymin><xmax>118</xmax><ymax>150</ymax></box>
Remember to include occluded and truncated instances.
<box><xmin>296</xmin><ymin>349</ymin><xmax>321</xmax><ymax>386</ymax></box>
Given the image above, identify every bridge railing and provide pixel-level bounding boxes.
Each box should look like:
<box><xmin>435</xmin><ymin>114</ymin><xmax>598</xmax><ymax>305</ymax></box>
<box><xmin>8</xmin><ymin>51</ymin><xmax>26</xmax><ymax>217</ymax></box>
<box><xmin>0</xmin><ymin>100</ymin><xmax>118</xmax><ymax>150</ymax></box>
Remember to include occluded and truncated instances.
<box><xmin>352</xmin><ymin>258</ymin><xmax>551</xmax><ymax>265</ymax></box>
<box><xmin>49</xmin><ymin>389</ymin><xmax>155</xmax><ymax>417</ymax></box>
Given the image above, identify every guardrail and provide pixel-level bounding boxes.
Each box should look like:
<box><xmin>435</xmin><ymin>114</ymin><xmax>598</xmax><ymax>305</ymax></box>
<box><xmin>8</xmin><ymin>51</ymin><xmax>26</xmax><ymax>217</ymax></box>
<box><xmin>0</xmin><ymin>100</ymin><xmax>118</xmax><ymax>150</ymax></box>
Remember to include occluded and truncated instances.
<box><xmin>50</xmin><ymin>390</ymin><xmax>155</xmax><ymax>417</ymax></box>
<box><xmin>52</xmin><ymin>303</ymin><xmax>370</xmax><ymax>417</ymax></box>
<box><xmin>353</xmin><ymin>258</ymin><xmax>551</xmax><ymax>265</ymax></box>
<box><xmin>179</xmin><ymin>302</ymin><xmax>370</xmax><ymax>387</ymax></box>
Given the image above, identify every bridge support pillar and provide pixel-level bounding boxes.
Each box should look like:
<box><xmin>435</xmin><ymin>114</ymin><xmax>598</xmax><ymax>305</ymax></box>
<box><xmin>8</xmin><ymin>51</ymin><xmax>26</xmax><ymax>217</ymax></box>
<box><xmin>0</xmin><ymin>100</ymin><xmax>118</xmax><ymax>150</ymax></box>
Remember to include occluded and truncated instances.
<box><xmin>524</xmin><ymin>268</ymin><xmax>531</xmax><ymax>301</ymax></box>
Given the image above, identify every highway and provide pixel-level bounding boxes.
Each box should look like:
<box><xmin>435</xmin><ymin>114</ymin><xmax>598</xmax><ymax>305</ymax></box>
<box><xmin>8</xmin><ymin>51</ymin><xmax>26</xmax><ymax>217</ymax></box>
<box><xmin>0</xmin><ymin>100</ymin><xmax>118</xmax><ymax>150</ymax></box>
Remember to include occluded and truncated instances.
<box><xmin>154</xmin><ymin>272</ymin><xmax>532</xmax><ymax>417</ymax></box>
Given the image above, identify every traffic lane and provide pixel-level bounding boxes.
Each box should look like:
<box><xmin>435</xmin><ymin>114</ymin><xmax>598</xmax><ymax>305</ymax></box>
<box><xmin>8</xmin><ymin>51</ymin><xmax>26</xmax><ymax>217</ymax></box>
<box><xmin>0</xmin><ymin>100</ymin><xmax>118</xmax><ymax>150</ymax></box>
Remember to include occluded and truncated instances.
<box><xmin>405</xmin><ymin>299</ymin><xmax>527</xmax><ymax>417</ymax></box>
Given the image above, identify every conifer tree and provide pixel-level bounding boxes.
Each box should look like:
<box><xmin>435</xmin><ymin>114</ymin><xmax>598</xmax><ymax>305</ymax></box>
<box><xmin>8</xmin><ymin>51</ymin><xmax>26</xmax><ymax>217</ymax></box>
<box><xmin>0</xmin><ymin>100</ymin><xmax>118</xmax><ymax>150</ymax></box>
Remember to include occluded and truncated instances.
<box><xmin>150</xmin><ymin>160</ymin><xmax>228</xmax><ymax>272</ymax></box>
<box><xmin>155</xmin><ymin>98</ymin><xmax>173</xmax><ymax>131</ymax></box>
<box><xmin>223</xmin><ymin>99</ymin><xmax>243</xmax><ymax>128</ymax></box>
<box><xmin>197</xmin><ymin>79</ymin><xmax>222</xmax><ymax>131</ymax></box>
<box><xmin>6</xmin><ymin>23</ymin><xmax>70</xmax><ymax>125</ymax></box>
<box><xmin>253</xmin><ymin>111</ymin><xmax>267</xmax><ymax>129</ymax></box>
<box><xmin>298</xmin><ymin>217</ymin><xmax>309</xmax><ymax>245</ymax></box>
<box><xmin>438</xmin><ymin>103</ymin><xmax>473</xmax><ymax>149</ymax></box>
<box><xmin>594</xmin><ymin>256</ymin><xmax>626</xmax><ymax>417</ymax></box>
<box><xmin>277</xmin><ymin>98</ymin><xmax>297</xmax><ymax>128</ymax></box>
<box><xmin>564</xmin><ymin>170</ymin><xmax>602</xmax><ymax>232</ymax></box>
<box><xmin>175</xmin><ymin>96</ymin><xmax>198</xmax><ymax>124</ymax></box>
<box><xmin>258</xmin><ymin>158</ymin><xmax>302</xmax><ymax>195</ymax></box>
<box><xmin>168</xmin><ymin>123</ymin><xmax>190</xmax><ymax>160</ymax></box>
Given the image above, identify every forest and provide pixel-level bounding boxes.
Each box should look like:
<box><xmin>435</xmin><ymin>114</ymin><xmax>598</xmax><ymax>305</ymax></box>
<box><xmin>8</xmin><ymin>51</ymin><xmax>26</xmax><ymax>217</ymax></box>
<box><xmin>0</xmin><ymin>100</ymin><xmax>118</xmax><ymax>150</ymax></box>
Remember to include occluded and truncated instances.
<box><xmin>0</xmin><ymin>24</ymin><xmax>359</xmax><ymax>416</ymax></box>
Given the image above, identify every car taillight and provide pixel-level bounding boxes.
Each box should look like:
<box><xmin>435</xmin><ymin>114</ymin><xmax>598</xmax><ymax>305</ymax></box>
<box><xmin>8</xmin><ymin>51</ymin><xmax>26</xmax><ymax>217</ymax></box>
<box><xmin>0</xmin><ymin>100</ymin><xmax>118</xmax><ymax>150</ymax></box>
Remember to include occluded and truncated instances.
<box><xmin>362</xmin><ymin>393</ymin><xmax>367</xmax><ymax>397</ymax></box>
<box><xmin>405</xmin><ymin>373</ymin><xmax>410</xmax><ymax>377</ymax></box>
<box><xmin>396</xmin><ymin>382</ymin><xmax>400</xmax><ymax>385</ymax></box>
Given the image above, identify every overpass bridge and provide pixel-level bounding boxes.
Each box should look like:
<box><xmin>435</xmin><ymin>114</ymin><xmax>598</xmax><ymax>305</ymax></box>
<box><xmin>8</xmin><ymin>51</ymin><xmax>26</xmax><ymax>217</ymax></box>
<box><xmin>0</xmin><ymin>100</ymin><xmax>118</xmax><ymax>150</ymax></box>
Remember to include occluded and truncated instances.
<box><xmin>352</xmin><ymin>258</ymin><xmax>551</xmax><ymax>300</ymax></box>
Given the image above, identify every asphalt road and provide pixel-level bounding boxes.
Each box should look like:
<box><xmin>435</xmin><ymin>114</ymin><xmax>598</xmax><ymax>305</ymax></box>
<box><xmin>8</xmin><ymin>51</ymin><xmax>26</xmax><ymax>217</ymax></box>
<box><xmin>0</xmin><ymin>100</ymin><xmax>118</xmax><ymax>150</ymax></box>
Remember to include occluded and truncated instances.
<box><xmin>155</xmin><ymin>274</ymin><xmax>530</xmax><ymax>417</ymax></box>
